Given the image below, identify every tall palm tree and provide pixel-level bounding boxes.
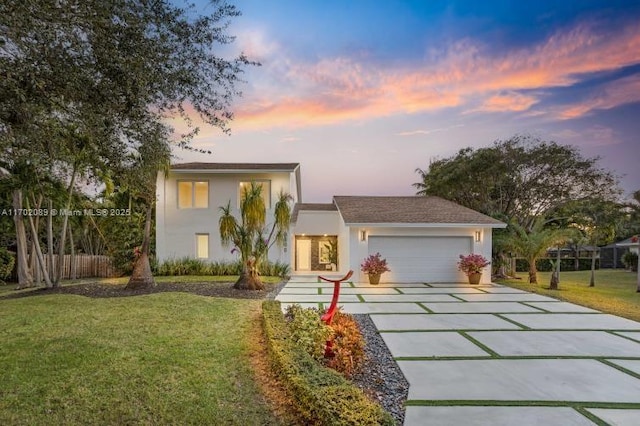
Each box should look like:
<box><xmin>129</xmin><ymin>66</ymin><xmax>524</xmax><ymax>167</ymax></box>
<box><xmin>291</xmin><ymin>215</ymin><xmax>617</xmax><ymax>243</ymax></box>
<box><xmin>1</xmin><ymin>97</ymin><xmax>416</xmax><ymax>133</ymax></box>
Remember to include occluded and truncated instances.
<box><xmin>501</xmin><ymin>219</ymin><xmax>575</xmax><ymax>285</ymax></box>
<box><xmin>219</xmin><ymin>182</ymin><xmax>292</xmax><ymax>290</ymax></box>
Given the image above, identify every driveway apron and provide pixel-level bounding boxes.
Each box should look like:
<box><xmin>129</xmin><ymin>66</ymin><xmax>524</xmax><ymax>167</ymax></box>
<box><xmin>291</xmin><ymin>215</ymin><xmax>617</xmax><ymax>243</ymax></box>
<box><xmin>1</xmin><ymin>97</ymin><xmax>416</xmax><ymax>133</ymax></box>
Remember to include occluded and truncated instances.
<box><xmin>276</xmin><ymin>276</ymin><xmax>640</xmax><ymax>425</ymax></box>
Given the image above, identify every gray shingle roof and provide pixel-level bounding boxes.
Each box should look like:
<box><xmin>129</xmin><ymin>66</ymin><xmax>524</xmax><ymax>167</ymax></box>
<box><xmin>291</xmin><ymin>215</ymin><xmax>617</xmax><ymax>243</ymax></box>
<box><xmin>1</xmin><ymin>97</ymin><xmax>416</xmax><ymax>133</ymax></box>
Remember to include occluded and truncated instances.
<box><xmin>333</xmin><ymin>196</ymin><xmax>505</xmax><ymax>226</ymax></box>
<box><xmin>291</xmin><ymin>203</ymin><xmax>337</xmax><ymax>223</ymax></box>
<box><xmin>171</xmin><ymin>162</ymin><xmax>299</xmax><ymax>171</ymax></box>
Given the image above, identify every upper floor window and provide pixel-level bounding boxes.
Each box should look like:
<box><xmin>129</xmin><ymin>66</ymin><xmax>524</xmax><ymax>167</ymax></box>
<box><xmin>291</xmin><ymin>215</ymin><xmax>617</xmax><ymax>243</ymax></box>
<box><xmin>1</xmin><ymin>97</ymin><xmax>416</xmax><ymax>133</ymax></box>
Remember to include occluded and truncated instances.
<box><xmin>239</xmin><ymin>180</ymin><xmax>271</xmax><ymax>209</ymax></box>
<box><xmin>178</xmin><ymin>180</ymin><xmax>208</xmax><ymax>209</ymax></box>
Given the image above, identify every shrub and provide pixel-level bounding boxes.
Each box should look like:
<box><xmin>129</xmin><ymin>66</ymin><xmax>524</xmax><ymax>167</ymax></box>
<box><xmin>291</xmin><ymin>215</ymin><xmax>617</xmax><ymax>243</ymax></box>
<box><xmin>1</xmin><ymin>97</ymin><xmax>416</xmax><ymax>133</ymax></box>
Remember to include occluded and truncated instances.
<box><xmin>285</xmin><ymin>304</ymin><xmax>333</xmax><ymax>361</ymax></box>
<box><xmin>622</xmin><ymin>251</ymin><xmax>638</xmax><ymax>272</ymax></box>
<box><xmin>325</xmin><ymin>310</ymin><xmax>365</xmax><ymax>378</ymax></box>
<box><xmin>262</xmin><ymin>301</ymin><xmax>394</xmax><ymax>425</ymax></box>
<box><xmin>0</xmin><ymin>248</ymin><xmax>15</xmax><ymax>284</ymax></box>
<box><xmin>153</xmin><ymin>257</ymin><xmax>290</xmax><ymax>277</ymax></box>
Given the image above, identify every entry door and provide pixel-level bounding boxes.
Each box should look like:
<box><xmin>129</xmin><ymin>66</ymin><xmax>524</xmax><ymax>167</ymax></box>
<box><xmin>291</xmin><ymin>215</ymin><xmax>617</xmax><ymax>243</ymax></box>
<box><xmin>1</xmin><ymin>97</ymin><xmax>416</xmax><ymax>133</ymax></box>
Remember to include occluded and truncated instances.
<box><xmin>296</xmin><ymin>239</ymin><xmax>311</xmax><ymax>271</ymax></box>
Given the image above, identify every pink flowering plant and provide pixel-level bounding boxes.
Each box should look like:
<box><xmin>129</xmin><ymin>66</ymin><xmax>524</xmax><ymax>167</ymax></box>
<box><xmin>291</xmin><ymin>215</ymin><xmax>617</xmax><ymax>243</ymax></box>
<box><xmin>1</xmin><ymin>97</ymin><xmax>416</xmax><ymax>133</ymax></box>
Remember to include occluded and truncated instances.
<box><xmin>457</xmin><ymin>254</ymin><xmax>490</xmax><ymax>276</ymax></box>
<box><xmin>361</xmin><ymin>252</ymin><xmax>390</xmax><ymax>275</ymax></box>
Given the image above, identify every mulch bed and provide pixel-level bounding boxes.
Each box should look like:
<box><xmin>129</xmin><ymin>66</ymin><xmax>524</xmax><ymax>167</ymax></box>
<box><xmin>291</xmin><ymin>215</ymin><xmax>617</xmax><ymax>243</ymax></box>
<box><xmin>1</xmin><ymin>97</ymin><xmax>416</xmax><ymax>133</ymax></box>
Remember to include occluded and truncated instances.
<box><xmin>1</xmin><ymin>281</ymin><xmax>284</xmax><ymax>300</ymax></box>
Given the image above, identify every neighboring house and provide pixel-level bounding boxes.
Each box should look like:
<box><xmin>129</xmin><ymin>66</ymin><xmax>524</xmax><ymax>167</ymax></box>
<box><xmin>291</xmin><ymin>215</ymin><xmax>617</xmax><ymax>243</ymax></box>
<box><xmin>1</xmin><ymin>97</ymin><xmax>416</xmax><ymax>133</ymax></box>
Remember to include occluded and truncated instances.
<box><xmin>156</xmin><ymin>163</ymin><xmax>506</xmax><ymax>283</ymax></box>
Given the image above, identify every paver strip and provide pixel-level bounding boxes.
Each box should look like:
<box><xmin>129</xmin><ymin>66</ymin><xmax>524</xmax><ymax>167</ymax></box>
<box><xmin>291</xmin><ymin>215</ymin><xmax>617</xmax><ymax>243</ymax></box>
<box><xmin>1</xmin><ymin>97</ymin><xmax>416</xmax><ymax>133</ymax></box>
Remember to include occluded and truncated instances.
<box><xmin>380</xmin><ymin>331</ymin><xmax>490</xmax><ymax>357</ymax></box>
<box><xmin>607</xmin><ymin>359</ymin><xmax>640</xmax><ymax>375</ymax></box>
<box><xmin>467</xmin><ymin>330</ymin><xmax>640</xmax><ymax>356</ymax></box>
<box><xmin>524</xmin><ymin>301</ymin><xmax>600</xmax><ymax>313</ymax></box>
<box><xmin>455</xmin><ymin>293</ymin><xmax>558</xmax><ymax>302</ymax></box>
<box><xmin>371</xmin><ymin>313</ymin><xmax>522</xmax><ymax>330</ymax></box>
<box><xmin>333</xmin><ymin>302</ymin><xmax>426</xmax><ymax>314</ymax></box>
<box><xmin>422</xmin><ymin>302</ymin><xmax>541</xmax><ymax>313</ymax></box>
<box><xmin>404</xmin><ymin>406</ymin><xmax>596</xmax><ymax>426</ymax></box>
<box><xmin>502</xmin><ymin>313</ymin><xmax>640</xmax><ymax>330</ymax></box>
<box><xmin>398</xmin><ymin>359</ymin><xmax>640</xmax><ymax>402</ymax></box>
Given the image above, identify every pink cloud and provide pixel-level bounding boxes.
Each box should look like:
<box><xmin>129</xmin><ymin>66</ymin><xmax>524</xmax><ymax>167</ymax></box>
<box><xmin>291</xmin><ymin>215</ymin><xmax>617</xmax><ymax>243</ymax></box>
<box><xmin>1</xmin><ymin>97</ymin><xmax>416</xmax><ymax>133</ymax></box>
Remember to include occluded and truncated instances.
<box><xmin>558</xmin><ymin>73</ymin><xmax>640</xmax><ymax>119</ymax></box>
<box><xmin>227</xmin><ymin>20</ymin><xmax>640</xmax><ymax>129</ymax></box>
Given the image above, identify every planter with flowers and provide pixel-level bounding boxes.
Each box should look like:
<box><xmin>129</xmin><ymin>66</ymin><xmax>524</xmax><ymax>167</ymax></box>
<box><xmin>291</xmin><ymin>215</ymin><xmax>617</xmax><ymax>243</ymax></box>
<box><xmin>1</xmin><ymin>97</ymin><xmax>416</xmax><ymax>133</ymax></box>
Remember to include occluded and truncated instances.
<box><xmin>360</xmin><ymin>252</ymin><xmax>390</xmax><ymax>285</ymax></box>
<box><xmin>457</xmin><ymin>254</ymin><xmax>490</xmax><ymax>284</ymax></box>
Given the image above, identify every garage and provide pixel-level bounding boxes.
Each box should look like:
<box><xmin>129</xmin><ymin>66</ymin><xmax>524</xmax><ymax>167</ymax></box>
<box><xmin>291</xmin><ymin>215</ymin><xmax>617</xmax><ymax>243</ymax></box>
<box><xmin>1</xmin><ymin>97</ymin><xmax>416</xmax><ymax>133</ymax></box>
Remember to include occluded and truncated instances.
<box><xmin>368</xmin><ymin>236</ymin><xmax>473</xmax><ymax>283</ymax></box>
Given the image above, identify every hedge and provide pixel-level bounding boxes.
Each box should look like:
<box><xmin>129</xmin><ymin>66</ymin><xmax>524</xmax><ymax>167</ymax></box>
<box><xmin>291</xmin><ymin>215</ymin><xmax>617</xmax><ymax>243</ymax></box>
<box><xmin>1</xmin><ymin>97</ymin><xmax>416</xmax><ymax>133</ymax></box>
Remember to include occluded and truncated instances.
<box><xmin>261</xmin><ymin>300</ymin><xmax>394</xmax><ymax>426</ymax></box>
<box><xmin>515</xmin><ymin>258</ymin><xmax>600</xmax><ymax>272</ymax></box>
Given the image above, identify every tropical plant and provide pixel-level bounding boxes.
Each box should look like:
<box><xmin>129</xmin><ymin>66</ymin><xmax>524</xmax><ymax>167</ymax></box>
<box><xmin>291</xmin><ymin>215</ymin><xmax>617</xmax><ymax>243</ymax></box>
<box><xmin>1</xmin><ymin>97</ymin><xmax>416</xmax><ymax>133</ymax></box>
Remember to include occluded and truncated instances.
<box><xmin>457</xmin><ymin>254</ymin><xmax>490</xmax><ymax>276</ymax></box>
<box><xmin>285</xmin><ymin>304</ymin><xmax>333</xmax><ymax>361</ymax></box>
<box><xmin>360</xmin><ymin>252</ymin><xmax>390</xmax><ymax>275</ymax></box>
<box><xmin>500</xmin><ymin>219</ymin><xmax>576</xmax><ymax>284</ymax></box>
<box><xmin>622</xmin><ymin>251</ymin><xmax>638</xmax><ymax>272</ymax></box>
<box><xmin>324</xmin><ymin>310</ymin><xmax>365</xmax><ymax>378</ymax></box>
<box><xmin>219</xmin><ymin>182</ymin><xmax>292</xmax><ymax>290</ymax></box>
<box><xmin>0</xmin><ymin>247</ymin><xmax>15</xmax><ymax>284</ymax></box>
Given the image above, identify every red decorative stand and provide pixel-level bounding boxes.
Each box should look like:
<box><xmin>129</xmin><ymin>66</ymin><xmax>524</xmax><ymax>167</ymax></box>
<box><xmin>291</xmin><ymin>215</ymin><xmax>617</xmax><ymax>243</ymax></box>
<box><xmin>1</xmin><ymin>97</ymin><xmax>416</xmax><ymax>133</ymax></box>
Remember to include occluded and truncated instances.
<box><xmin>318</xmin><ymin>270</ymin><xmax>353</xmax><ymax>357</ymax></box>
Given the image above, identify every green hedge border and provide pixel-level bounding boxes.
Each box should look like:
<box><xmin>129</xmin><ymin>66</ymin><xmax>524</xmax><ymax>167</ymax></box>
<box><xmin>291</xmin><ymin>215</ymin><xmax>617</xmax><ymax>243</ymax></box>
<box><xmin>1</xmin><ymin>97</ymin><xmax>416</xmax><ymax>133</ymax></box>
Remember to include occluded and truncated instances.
<box><xmin>261</xmin><ymin>300</ymin><xmax>395</xmax><ymax>425</ymax></box>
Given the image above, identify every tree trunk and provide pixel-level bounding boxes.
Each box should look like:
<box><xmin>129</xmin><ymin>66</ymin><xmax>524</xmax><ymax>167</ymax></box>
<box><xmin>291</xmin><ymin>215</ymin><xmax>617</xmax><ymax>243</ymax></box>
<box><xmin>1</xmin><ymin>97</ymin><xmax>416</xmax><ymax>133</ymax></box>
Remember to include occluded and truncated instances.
<box><xmin>47</xmin><ymin>199</ymin><xmax>56</xmax><ymax>286</ymax></box>
<box><xmin>528</xmin><ymin>260</ymin><xmax>538</xmax><ymax>284</ymax></box>
<box><xmin>69</xmin><ymin>226</ymin><xmax>76</xmax><ymax>280</ymax></box>
<box><xmin>126</xmin><ymin>204</ymin><xmax>155</xmax><ymax>289</ymax></box>
<box><xmin>55</xmin><ymin>165</ymin><xmax>77</xmax><ymax>286</ymax></box>
<box><xmin>550</xmin><ymin>245</ymin><xmax>560</xmax><ymax>290</ymax></box>
<box><xmin>589</xmin><ymin>249</ymin><xmax>597</xmax><ymax>287</ymax></box>
<box><xmin>12</xmin><ymin>189</ymin><xmax>33</xmax><ymax>289</ymax></box>
<box><xmin>233</xmin><ymin>256</ymin><xmax>264</xmax><ymax>290</ymax></box>
<box><xmin>636</xmin><ymin>262</ymin><xmax>639</xmax><ymax>293</ymax></box>
<box><xmin>26</xmin><ymin>214</ymin><xmax>54</xmax><ymax>288</ymax></box>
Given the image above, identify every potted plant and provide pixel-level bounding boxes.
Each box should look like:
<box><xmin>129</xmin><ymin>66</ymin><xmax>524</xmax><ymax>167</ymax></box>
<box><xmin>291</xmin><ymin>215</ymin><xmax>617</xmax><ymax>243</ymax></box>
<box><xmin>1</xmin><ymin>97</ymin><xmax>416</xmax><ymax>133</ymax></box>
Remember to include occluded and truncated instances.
<box><xmin>360</xmin><ymin>252</ymin><xmax>390</xmax><ymax>285</ymax></box>
<box><xmin>457</xmin><ymin>254</ymin><xmax>490</xmax><ymax>284</ymax></box>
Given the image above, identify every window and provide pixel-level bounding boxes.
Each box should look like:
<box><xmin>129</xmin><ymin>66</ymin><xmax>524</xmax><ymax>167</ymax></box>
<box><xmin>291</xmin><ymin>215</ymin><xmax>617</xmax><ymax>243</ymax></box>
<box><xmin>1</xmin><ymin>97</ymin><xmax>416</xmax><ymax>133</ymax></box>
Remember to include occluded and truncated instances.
<box><xmin>196</xmin><ymin>234</ymin><xmax>209</xmax><ymax>259</ymax></box>
<box><xmin>239</xmin><ymin>180</ymin><xmax>271</xmax><ymax>208</ymax></box>
<box><xmin>178</xmin><ymin>181</ymin><xmax>208</xmax><ymax>209</ymax></box>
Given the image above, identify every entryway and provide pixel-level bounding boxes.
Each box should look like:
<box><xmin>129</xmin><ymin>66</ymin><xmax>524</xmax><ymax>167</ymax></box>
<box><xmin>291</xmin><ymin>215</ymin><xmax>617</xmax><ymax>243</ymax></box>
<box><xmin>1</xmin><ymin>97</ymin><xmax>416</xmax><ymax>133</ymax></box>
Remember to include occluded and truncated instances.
<box><xmin>294</xmin><ymin>235</ymin><xmax>338</xmax><ymax>272</ymax></box>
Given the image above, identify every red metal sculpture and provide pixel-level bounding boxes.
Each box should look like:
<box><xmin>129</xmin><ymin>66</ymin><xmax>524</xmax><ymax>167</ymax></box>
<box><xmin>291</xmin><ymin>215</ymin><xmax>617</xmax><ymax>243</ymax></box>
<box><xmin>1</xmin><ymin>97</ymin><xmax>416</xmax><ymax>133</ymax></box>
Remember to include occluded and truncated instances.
<box><xmin>318</xmin><ymin>270</ymin><xmax>353</xmax><ymax>357</ymax></box>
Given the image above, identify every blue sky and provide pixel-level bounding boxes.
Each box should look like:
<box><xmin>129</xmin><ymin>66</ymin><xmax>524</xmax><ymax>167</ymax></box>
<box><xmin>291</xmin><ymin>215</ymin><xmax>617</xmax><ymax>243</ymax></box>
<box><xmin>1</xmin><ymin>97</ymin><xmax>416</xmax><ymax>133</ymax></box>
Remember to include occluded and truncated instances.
<box><xmin>174</xmin><ymin>0</ymin><xmax>640</xmax><ymax>202</ymax></box>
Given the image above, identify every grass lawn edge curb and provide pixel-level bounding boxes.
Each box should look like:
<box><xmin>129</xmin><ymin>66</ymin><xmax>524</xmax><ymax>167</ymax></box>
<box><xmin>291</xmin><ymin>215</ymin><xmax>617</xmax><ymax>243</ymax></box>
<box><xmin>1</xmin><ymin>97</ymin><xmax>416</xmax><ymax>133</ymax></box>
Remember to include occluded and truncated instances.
<box><xmin>261</xmin><ymin>300</ymin><xmax>394</xmax><ymax>425</ymax></box>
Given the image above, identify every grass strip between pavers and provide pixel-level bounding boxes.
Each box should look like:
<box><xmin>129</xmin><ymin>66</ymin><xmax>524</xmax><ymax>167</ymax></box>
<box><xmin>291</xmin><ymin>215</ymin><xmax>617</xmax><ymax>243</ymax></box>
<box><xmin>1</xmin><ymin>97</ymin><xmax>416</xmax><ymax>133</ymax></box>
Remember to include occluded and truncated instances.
<box><xmin>573</xmin><ymin>407</ymin><xmax>610</xmax><ymax>426</ymax></box>
<box><xmin>417</xmin><ymin>302</ymin><xmax>434</xmax><ymax>313</ymax></box>
<box><xmin>458</xmin><ymin>332</ymin><xmax>500</xmax><ymax>357</ymax></box>
<box><xmin>493</xmin><ymin>313</ymin><xmax>530</xmax><ymax>329</ymax></box>
<box><xmin>609</xmin><ymin>331</ymin><xmax>640</xmax><ymax>343</ymax></box>
<box><xmin>598</xmin><ymin>359</ymin><xmax>640</xmax><ymax>380</ymax></box>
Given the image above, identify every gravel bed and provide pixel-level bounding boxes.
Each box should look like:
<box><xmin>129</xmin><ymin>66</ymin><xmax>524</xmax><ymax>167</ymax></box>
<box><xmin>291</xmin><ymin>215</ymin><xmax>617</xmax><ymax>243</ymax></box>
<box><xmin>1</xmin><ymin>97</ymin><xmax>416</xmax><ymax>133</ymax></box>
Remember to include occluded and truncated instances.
<box><xmin>351</xmin><ymin>314</ymin><xmax>409</xmax><ymax>425</ymax></box>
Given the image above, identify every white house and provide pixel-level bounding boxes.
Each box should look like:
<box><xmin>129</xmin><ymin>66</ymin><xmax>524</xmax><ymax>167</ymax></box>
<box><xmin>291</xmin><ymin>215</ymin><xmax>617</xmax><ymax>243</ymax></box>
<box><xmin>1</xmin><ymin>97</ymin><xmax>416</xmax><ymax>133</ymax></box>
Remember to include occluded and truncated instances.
<box><xmin>156</xmin><ymin>162</ymin><xmax>506</xmax><ymax>283</ymax></box>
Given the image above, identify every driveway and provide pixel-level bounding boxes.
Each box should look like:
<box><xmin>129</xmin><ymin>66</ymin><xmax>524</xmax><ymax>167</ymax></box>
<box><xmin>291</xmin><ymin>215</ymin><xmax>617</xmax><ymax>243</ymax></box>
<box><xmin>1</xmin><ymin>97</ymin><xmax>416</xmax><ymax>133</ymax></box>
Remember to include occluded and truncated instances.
<box><xmin>276</xmin><ymin>276</ymin><xmax>640</xmax><ymax>426</ymax></box>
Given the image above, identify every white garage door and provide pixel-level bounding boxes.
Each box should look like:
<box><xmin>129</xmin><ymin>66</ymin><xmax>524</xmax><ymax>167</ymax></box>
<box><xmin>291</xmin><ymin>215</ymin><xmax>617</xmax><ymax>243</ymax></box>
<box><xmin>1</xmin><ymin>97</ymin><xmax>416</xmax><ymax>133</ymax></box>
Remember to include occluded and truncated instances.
<box><xmin>368</xmin><ymin>236</ymin><xmax>472</xmax><ymax>283</ymax></box>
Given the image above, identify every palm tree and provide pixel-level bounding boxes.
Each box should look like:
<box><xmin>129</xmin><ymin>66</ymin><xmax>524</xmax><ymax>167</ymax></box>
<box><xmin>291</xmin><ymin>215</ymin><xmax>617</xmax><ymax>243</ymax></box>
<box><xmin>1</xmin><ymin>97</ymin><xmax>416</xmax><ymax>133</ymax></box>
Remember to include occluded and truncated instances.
<box><xmin>501</xmin><ymin>219</ymin><xmax>575</xmax><ymax>285</ymax></box>
<box><xmin>219</xmin><ymin>182</ymin><xmax>292</xmax><ymax>290</ymax></box>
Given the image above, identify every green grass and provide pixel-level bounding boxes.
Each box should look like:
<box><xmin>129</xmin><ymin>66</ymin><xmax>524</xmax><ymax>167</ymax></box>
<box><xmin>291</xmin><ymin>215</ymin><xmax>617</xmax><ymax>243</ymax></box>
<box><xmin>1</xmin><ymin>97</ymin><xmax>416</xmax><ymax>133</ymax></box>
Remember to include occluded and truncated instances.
<box><xmin>0</xmin><ymin>293</ymin><xmax>283</xmax><ymax>425</ymax></box>
<box><xmin>497</xmin><ymin>269</ymin><xmax>640</xmax><ymax>322</ymax></box>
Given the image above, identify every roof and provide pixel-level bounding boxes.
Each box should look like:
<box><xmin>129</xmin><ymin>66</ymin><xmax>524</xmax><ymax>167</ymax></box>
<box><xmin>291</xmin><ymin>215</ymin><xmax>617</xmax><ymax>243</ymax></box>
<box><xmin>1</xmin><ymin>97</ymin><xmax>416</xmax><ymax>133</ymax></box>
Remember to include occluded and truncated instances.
<box><xmin>616</xmin><ymin>236</ymin><xmax>639</xmax><ymax>247</ymax></box>
<box><xmin>291</xmin><ymin>203</ymin><xmax>337</xmax><ymax>223</ymax></box>
<box><xmin>171</xmin><ymin>162</ymin><xmax>299</xmax><ymax>172</ymax></box>
<box><xmin>332</xmin><ymin>196</ymin><xmax>506</xmax><ymax>226</ymax></box>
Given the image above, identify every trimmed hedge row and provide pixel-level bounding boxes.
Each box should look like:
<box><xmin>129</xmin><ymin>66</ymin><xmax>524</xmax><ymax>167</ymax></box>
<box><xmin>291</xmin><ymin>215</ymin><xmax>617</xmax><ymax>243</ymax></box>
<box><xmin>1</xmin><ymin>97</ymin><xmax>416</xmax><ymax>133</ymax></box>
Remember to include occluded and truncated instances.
<box><xmin>261</xmin><ymin>300</ymin><xmax>394</xmax><ymax>426</ymax></box>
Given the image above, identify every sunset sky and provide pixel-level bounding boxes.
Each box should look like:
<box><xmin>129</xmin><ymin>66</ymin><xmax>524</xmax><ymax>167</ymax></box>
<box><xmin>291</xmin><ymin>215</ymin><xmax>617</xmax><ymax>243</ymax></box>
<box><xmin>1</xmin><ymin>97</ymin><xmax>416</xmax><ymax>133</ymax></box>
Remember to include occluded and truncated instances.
<box><xmin>175</xmin><ymin>0</ymin><xmax>640</xmax><ymax>202</ymax></box>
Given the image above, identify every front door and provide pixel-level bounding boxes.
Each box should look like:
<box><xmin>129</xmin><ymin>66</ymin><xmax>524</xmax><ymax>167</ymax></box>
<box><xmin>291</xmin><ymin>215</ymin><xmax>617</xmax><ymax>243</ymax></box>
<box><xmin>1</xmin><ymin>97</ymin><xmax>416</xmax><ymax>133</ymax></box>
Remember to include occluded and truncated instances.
<box><xmin>296</xmin><ymin>239</ymin><xmax>311</xmax><ymax>271</ymax></box>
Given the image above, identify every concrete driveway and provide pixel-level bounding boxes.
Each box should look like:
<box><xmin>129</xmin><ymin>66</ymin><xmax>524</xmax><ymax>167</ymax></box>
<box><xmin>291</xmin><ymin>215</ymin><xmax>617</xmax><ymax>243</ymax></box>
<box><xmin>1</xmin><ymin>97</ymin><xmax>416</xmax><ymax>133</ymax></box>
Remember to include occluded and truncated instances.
<box><xmin>276</xmin><ymin>276</ymin><xmax>640</xmax><ymax>426</ymax></box>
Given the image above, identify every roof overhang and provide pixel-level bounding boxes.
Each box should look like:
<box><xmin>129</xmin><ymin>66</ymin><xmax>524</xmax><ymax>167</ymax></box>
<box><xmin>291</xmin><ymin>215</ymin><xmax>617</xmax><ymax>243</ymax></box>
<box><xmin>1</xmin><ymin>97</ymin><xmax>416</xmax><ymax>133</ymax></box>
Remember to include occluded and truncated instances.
<box><xmin>344</xmin><ymin>222</ymin><xmax>508</xmax><ymax>228</ymax></box>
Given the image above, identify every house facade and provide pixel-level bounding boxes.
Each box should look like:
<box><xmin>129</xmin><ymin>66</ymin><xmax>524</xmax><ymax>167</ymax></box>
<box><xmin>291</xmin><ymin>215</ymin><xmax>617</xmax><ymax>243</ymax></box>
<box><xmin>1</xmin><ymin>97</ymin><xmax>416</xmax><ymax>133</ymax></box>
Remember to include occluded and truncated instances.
<box><xmin>156</xmin><ymin>162</ymin><xmax>506</xmax><ymax>283</ymax></box>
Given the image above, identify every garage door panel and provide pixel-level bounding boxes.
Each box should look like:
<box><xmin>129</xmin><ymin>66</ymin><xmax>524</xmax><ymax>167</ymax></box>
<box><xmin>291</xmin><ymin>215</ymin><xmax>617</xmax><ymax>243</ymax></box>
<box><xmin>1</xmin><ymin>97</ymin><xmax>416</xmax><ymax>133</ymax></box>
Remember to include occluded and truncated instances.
<box><xmin>369</xmin><ymin>236</ymin><xmax>472</xmax><ymax>283</ymax></box>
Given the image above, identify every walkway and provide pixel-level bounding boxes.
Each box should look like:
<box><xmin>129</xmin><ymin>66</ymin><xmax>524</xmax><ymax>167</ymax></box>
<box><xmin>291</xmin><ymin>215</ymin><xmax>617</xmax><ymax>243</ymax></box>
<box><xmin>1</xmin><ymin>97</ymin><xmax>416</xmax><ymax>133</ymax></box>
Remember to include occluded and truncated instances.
<box><xmin>276</xmin><ymin>276</ymin><xmax>640</xmax><ymax>426</ymax></box>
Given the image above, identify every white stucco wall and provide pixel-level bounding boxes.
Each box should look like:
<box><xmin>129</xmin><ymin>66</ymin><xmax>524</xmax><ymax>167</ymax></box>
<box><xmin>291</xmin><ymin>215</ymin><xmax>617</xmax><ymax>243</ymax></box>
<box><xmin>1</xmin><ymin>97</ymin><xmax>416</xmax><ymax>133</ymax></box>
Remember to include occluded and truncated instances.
<box><xmin>156</xmin><ymin>170</ymin><xmax>297</xmax><ymax>263</ymax></box>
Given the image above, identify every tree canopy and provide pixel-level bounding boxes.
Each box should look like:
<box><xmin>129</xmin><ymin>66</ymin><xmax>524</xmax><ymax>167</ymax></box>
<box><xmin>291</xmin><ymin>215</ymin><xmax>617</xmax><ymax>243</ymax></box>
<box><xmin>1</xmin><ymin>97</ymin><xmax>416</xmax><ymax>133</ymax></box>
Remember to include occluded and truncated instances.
<box><xmin>414</xmin><ymin>135</ymin><xmax>621</xmax><ymax>230</ymax></box>
<box><xmin>1</xmin><ymin>0</ymin><xmax>254</xmax><ymax>287</ymax></box>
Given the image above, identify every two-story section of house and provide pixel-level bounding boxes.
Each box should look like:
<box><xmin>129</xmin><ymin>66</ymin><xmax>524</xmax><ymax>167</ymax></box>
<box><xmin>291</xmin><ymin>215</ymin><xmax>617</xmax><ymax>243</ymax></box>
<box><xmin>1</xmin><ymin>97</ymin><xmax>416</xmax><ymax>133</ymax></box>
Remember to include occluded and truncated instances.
<box><xmin>156</xmin><ymin>162</ymin><xmax>505</xmax><ymax>283</ymax></box>
<box><xmin>155</xmin><ymin>162</ymin><xmax>301</xmax><ymax>263</ymax></box>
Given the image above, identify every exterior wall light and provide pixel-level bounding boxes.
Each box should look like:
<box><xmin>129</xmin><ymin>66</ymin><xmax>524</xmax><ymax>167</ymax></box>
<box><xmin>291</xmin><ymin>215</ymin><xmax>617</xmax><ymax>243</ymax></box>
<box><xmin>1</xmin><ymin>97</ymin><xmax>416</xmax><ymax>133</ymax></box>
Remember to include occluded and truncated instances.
<box><xmin>475</xmin><ymin>230</ymin><xmax>482</xmax><ymax>242</ymax></box>
<box><xmin>360</xmin><ymin>230</ymin><xmax>367</xmax><ymax>242</ymax></box>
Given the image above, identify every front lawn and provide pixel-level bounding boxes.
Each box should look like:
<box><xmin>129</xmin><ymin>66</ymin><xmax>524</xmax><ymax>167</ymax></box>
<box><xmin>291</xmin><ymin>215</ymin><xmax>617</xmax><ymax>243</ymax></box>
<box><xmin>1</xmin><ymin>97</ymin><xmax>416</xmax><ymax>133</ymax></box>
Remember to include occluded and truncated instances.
<box><xmin>0</xmin><ymin>292</ymin><xmax>284</xmax><ymax>425</ymax></box>
<box><xmin>497</xmin><ymin>269</ymin><xmax>640</xmax><ymax>322</ymax></box>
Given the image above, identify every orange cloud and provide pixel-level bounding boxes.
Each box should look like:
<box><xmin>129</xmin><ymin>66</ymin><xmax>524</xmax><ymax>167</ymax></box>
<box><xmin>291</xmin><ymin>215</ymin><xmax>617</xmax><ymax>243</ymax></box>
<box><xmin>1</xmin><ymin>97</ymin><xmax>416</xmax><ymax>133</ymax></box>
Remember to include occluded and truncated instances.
<box><xmin>228</xmin><ymin>20</ymin><xmax>640</xmax><ymax>129</ymax></box>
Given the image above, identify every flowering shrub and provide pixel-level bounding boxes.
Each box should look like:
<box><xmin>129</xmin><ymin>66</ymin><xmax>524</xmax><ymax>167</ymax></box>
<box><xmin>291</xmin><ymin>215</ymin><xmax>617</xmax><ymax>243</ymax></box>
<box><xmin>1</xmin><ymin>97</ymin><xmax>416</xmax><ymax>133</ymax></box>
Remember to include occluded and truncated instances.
<box><xmin>324</xmin><ymin>310</ymin><xmax>365</xmax><ymax>378</ymax></box>
<box><xmin>360</xmin><ymin>252</ymin><xmax>390</xmax><ymax>275</ymax></box>
<box><xmin>632</xmin><ymin>235</ymin><xmax>638</xmax><ymax>243</ymax></box>
<box><xmin>457</xmin><ymin>254</ymin><xmax>490</xmax><ymax>276</ymax></box>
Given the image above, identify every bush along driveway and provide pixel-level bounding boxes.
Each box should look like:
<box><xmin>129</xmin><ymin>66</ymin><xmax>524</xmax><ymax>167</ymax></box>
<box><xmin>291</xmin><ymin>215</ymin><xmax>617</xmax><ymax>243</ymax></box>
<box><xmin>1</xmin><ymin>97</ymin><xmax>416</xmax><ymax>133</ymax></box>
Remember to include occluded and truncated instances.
<box><xmin>277</xmin><ymin>277</ymin><xmax>640</xmax><ymax>426</ymax></box>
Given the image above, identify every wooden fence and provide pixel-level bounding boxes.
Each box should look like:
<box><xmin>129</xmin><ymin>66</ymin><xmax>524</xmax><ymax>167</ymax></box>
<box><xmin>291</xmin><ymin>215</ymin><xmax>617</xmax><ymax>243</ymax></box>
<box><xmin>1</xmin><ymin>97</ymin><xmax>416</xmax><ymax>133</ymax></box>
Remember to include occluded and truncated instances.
<box><xmin>33</xmin><ymin>255</ymin><xmax>119</xmax><ymax>280</ymax></box>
